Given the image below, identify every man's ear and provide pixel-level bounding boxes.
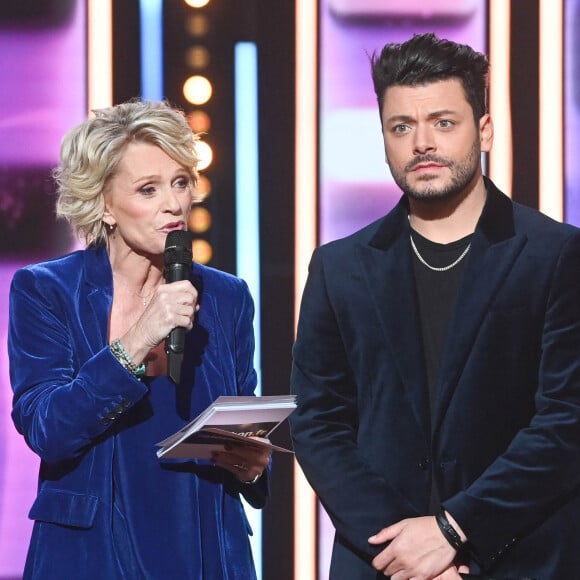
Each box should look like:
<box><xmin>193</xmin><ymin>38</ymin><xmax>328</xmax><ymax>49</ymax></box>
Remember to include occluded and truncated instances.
<box><xmin>479</xmin><ymin>113</ymin><xmax>493</xmax><ymax>153</ymax></box>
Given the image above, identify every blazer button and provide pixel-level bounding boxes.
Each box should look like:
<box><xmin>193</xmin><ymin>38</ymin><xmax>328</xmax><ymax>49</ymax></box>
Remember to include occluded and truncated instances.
<box><xmin>418</xmin><ymin>458</ymin><xmax>431</xmax><ymax>470</ymax></box>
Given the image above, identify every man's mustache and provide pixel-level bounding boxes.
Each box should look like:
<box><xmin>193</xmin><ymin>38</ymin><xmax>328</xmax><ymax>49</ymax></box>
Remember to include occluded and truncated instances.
<box><xmin>405</xmin><ymin>156</ymin><xmax>451</xmax><ymax>171</ymax></box>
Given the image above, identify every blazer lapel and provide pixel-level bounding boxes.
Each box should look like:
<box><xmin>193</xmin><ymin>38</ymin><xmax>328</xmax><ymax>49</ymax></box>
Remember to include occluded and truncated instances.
<box><xmin>433</xmin><ymin>182</ymin><xmax>527</xmax><ymax>435</ymax></box>
<box><xmin>84</xmin><ymin>246</ymin><xmax>114</xmax><ymax>350</ymax></box>
<box><xmin>356</xmin><ymin>200</ymin><xmax>431</xmax><ymax>438</ymax></box>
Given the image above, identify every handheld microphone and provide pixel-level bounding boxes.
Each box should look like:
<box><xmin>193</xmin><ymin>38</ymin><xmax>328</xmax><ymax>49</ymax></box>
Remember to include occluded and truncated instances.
<box><xmin>164</xmin><ymin>230</ymin><xmax>193</xmax><ymax>384</ymax></box>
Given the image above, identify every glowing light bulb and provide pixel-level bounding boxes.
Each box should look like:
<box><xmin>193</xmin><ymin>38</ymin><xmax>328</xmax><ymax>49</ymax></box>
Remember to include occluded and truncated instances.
<box><xmin>183</xmin><ymin>75</ymin><xmax>212</xmax><ymax>105</ymax></box>
<box><xmin>195</xmin><ymin>140</ymin><xmax>213</xmax><ymax>171</ymax></box>
<box><xmin>184</xmin><ymin>0</ymin><xmax>210</xmax><ymax>8</ymax></box>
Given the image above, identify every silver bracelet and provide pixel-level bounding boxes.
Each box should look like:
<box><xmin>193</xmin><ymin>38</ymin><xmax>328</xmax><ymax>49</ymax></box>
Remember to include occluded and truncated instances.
<box><xmin>110</xmin><ymin>338</ymin><xmax>146</xmax><ymax>379</ymax></box>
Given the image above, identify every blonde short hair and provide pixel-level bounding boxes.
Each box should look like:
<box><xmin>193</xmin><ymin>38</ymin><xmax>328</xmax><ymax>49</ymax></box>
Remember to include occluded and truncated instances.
<box><xmin>54</xmin><ymin>100</ymin><xmax>199</xmax><ymax>245</ymax></box>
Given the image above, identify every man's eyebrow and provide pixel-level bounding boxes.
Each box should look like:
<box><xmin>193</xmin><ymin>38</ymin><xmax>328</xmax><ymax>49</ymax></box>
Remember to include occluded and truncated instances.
<box><xmin>385</xmin><ymin>109</ymin><xmax>459</xmax><ymax>125</ymax></box>
<box><xmin>428</xmin><ymin>109</ymin><xmax>458</xmax><ymax>118</ymax></box>
<box><xmin>384</xmin><ymin>114</ymin><xmax>414</xmax><ymax>125</ymax></box>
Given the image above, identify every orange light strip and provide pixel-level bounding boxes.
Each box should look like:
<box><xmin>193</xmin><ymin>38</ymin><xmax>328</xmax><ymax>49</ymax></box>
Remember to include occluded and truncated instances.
<box><xmin>538</xmin><ymin>0</ymin><xmax>563</xmax><ymax>220</ymax></box>
<box><xmin>87</xmin><ymin>0</ymin><xmax>113</xmax><ymax>110</ymax></box>
<box><xmin>487</xmin><ymin>0</ymin><xmax>513</xmax><ymax>195</ymax></box>
<box><xmin>294</xmin><ymin>0</ymin><xmax>318</xmax><ymax>578</ymax></box>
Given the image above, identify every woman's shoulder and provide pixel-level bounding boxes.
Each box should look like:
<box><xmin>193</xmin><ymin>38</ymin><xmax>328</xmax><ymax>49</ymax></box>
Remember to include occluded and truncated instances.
<box><xmin>11</xmin><ymin>248</ymin><xmax>99</xmax><ymax>294</ymax></box>
<box><xmin>14</xmin><ymin>249</ymin><xmax>84</xmax><ymax>278</ymax></box>
<box><xmin>22</xmin><ymin>248</ymin><xmax>87</xmax><ymax>270</ymax></box>
<box><xmin>192</xmin><ymin>263</ymin><xmax>254</xmax><ymax>319</ymax></box>
<box><xmin>193</xmin><ymin>262</ymin><xmax>249</xmax><ymax>294</ymax></box>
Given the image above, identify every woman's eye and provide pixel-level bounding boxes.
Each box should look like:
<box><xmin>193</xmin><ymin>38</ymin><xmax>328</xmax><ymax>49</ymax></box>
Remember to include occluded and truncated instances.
<box><xmin>139</xmin><ymin>185</ymin><xmax>156</xmax><ymax>195</ymax></box>
<box><xmin>174</xmin><ymin>178</ymin><xmax>190</xmax><ymax>189</ymax></box>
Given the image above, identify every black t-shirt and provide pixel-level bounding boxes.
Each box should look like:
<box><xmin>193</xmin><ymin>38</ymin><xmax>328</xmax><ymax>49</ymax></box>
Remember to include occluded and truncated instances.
<box><xmin>410</xmin><ymin>228</ymin><xmax>472</xmax><ymax>512</ymax></box>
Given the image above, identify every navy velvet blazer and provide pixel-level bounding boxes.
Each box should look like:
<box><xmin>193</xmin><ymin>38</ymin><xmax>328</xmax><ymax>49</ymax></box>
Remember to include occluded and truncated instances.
<box><xmin>290</xmin><ymin>179</ymin><xmax>580</xmax><ymax>579</ymax></box>
<box><xmin>8</xmin><ymin>245</ymin><xmax>267</xmax><ymax>579</ymax></box>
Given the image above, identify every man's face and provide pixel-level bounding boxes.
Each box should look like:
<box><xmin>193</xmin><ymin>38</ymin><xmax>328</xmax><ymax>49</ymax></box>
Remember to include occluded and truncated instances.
<box><xmin>381</xmin><ymin>78</ymin><xmax>492</xmax><ymax>203</ymax></box>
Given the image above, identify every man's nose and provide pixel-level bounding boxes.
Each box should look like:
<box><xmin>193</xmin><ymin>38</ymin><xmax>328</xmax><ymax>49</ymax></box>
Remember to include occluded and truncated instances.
<box><xmin>412</xmin><ymin>125</ymin><xmax>436</xmax><ymax>155</ymax></box>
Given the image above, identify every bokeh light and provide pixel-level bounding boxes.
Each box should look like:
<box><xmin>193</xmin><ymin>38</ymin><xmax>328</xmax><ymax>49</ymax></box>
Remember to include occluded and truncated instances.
<box><xmin>183</xmin><ymin>75</ymin><xmax>212</xmax><ymax>105</ymax></box>
<box><xmin>192</xmin><ymin>238</ymin><xmax>212</xmax><ymax>264</ymax></box>
<box><xmin>195</xmin><ymin>140</ymin><xmax>213</xmax><ymax>170</ymax></box>
<box><xmin>189</xmin><ymin>206</ymin><xmax>212</xmax><ymax>233</ymax></box>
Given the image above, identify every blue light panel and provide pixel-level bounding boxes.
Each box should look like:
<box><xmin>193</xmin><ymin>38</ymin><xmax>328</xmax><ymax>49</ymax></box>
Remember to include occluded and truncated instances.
<box><xmin>234</xmin><ymin>41</ymin><xmax>263</xmax><ymax>580</ymax></box>
<box><xmin>139</xmin><ymin>0</ymin><xmax>164</xmax><ymax>100</ymax></box>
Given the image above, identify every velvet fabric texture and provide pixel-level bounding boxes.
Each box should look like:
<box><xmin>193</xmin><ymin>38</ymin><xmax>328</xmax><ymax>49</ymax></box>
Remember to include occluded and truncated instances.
<box><xmin>290</xmin><ymin>178</ymin><xmax>580</xmax><ymax>579</ymax></box>
<box><xmin>8</xmin><ymin>245</ymin><xmax>267</xmax><ymax>579</ymax></box>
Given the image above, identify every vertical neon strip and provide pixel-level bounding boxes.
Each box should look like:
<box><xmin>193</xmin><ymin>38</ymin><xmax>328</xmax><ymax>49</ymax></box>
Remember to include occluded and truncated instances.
<box><xmin>488</xmin><ymin>0</ymin><xmax>513</xmax><ymax>195</ymax></box>
<box><xmin>88</xmin><ymin>0</ymin><xmax>113</xmax><ymax>110</ymax></box>
<box><xmin>235</xmin><ymin>42</ymin><xmax>261</xmax><ymax>390</ymax></box>
<box><xmin>563</xmin><ymin>0</ymin><xmax>580</xmax><ymax>225</ymax></box>
<box><xmin>234</xmin><ymin>41</ymin><xmax>262</xmax><ymax>580</ymax></box>
<box><xmin>539</xmin><ymin>0</ymin><xmax>563</xmax><ymax>220</ymax></box>
<box><xmin>139</xmin><ymin>0</ymin><xmax>164</xmax><ymax>100</ymax></box>
<box><xmin>294</xmin><ymin>0</ymin><xmax>318</xmax><ymax>578</ymax></box>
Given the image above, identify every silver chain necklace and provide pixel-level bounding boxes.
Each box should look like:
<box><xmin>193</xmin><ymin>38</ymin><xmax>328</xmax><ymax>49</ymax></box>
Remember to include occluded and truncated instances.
<box><xmin>409</xmin><ymin>235</ymin><xmax>471</xmax><ymax>272</ymax></box>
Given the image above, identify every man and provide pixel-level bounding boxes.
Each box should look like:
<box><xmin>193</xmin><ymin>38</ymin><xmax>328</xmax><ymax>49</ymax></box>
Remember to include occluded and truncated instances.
<box><xmin>290</xmin><ymin>33</ymin><xmax>580</xmax><ymax>579</ymax></box>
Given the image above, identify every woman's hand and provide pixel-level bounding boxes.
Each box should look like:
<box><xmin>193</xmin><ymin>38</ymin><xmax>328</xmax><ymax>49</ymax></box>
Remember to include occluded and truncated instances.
<box><xmin>137</xmin><ymin>280</ymin><xmax>199</xmax><ymax>347</ymax></box>
<box><xmin>211</xmin><ymin>438</ymin><xmax>271</xmax><ymax>484</ymax></box>
<box><xmin>119</xmin><ymin>280</ymin><xmax>199</xmax><ymax>364</ymax></box>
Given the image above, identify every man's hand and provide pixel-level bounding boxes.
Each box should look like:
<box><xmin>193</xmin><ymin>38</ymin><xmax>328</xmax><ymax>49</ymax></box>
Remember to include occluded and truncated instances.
<box><xmin>368</xmin><ymin>516</ymin><xmax>467</xmax><ymax>579</ymax></box>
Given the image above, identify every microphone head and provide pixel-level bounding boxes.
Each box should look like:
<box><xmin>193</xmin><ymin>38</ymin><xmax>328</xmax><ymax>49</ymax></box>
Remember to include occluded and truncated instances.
<box><xmin>164</xmin><ymin>230</ymin><xmax>193</xmax><ymax>266</ymax></box>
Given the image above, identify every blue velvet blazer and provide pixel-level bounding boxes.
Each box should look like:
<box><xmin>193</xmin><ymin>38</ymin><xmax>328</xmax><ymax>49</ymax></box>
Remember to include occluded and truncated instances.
<box><xmin>291</xmin><ymin>179</ymin><xmax>580</xmax><ymax>579</ymax></box>
<box><xmin>8</xmin><ymin>245</ymin><xmax>267</xmax><ymax>579</ymax></box>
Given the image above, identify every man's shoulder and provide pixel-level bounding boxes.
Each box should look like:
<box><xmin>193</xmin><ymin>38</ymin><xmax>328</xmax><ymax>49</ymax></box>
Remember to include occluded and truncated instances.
<box><xmin>512</xmin><ymin>200</ymin><xmax>580</xmax><ymax>237</ymax></box>
<box><xmin>485</xmin><ymin>178</ymin><xmax>580</xmax><ymax>241</ymax></box>
<box><xmin>318</xmin><ymin>209</ymin><xmax>400</xmax><ymax>254</ymax></box>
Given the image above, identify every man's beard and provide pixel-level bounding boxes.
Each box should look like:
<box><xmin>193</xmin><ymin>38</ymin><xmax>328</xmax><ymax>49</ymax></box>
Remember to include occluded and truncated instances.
<box><xmin>389</xmin><ymin>137</ymin><xmax>481</xmax><ymax>203</ymax></box>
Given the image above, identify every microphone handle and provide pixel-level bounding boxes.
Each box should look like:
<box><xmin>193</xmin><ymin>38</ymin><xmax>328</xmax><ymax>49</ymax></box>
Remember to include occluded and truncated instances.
<box><xmin>166</xmin><ymin>327</ymin><xmax>186</xmax><ymax>355</ymax></box>
<box><xmin>165</xmin><ymin>262</ymin><xmax>189</xmax><ymax>284</ymax></box>
<box><xmin>164</xmin><ymin>262</ymin><xmax>189</xmax><ymax>383</ymax></box>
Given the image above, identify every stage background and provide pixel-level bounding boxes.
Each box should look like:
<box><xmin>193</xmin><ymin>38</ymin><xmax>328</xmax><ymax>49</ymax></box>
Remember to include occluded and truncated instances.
<box><xmin>1</xmin><ymin>1</ymin><xmax>579</xmax><ymax>579</ymax></box>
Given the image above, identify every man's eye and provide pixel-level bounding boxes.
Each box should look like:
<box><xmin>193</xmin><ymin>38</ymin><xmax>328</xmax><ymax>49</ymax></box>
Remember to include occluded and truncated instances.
<box><xmin>438</xmin><ymin>120</ymin><xmax>454</xmax><ymax>128</ymax></box>
<box><xmin>392</xmin><ymin>124</ymin><xmax>410</xmax><ymax>134</ymax></box>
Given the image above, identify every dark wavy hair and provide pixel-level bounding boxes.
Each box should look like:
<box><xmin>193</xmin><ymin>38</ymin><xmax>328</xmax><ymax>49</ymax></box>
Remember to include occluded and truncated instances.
<box><xmin>370</xmin><ymin>33</ymin><xmax>489</xmax><ymax>123</ymax></box>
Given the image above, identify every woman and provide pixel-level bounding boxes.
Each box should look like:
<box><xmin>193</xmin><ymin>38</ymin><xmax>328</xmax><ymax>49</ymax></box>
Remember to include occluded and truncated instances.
<box><xmin>8</xmin><ymin>100</ymin><xmax>270</xmax><ymax>579</ymax></box>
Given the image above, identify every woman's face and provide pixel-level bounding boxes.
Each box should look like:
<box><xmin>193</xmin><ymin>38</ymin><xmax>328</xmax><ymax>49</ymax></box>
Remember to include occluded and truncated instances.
<box><xmin>103</xmin><ymin>141</ymin><xmax>193</xmax><ymax>259</ymax></box>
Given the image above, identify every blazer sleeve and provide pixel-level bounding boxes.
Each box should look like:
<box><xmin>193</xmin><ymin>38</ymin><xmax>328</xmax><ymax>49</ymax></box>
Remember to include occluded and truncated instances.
<box><xmin>290</xmin><ymin>247</ymin><xmax>420</xmax><ymax>562</ymax></box>
<box><xmin>444</xmin><ymin>231</ymin><xmax>580</xmax><ymax>569</ymax></box>
<box><xmin>8</xmin><ymin>266</ymin><xmax>148</xmax><ymax>464</ymax></box>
